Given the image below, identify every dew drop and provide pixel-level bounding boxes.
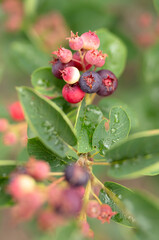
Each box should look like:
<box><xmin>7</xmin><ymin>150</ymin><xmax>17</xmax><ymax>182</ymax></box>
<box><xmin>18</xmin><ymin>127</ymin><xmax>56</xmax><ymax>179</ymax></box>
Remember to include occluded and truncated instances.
<box><xmin>2</xmin><ymin>173</ymin><xmax>6</xmax><ymax>177</ymax></box>
<box><xmin>111</xmin><ymin>128</ymin><xmax>116</xmax><ymax>134</ymax></box>
<box><xmin>118</xmin><ymin>194</ymin><xmax>122</xmax><ymax>199</ymax></box>
<box><xmin>114</xmin><ymin>163</ymin><xmax>120</xmax><ymax>168</ymax></box>
<box><xmin>114</xmin><ymin>113</ymin><xmax>119</xmax><ymax>123</ymax></box>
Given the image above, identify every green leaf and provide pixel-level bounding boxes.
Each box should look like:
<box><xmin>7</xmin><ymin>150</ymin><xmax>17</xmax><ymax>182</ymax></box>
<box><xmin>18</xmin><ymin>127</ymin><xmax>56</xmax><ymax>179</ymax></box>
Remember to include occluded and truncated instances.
<box><xmin>31</xmin><ymin>67</ymin><xmax>64</xmax><ymax>97</ymax></box>
<box><xmin>0</xmin><ymin>161</ymin><xmax>16</xmax><ymax>207</ymax></box>
<box><xmin>96</xmin><ymin>28</ymin><xmax>127</xmax><ymax>78</ymax></box>
<box><xmin>11</xmin><ymin>41</ymin><xmax>49</xmax><ymax>74</ymax></box>
<box><xmin>0</xmin><ymin>160</ymin><xmax>16</xmax><ymax>178</ymax></box>
<box><xmin>27</xmin><ymin>138</ymin><xmax>77</xmax><ymax>171</ymax></box>
<box><xmin>154</xmin><ymin>0</ymin><xmax>159</xmax><ymax>14</ymax></box>
<box><xmin>54</xmin><ymin>222</ymin><xmax>87</xmax><ymax>240</ymax></box>
<box><xmin>67</xmin><ymin>108</ymin><xmax>78</xmax><ymax>126</ymax></box>
<box><xmin>104</xmin><ymin>130</ymin><xmax>159</xmax><ymax>179</ymax></box>
<box><xmin>98</xmin><ymin>97</ymin><xmax>138</xmax><ymax>129</ymax></box>
<box><xmin>122</xmin><ymin>190</ymin><xmax>159</xmax><ymax>240</ymax></box>
<box><xmin>27</xmin><ymin>125</ymin><xmax>37</xmax><ymax>139</ymax></box>
<box><xmin>17</xmin><ymin>148</ymin><xmax>29</xmax><ymax>164</ymax></box>
<box><xmin>0</xmin><ymin>178</ymin><xmax>13</xmax><ymax>207</ymax></box>
<box><xmin>93</xmin><ymin>107</ymin><xmax>130</xmax><ymax>154</ymax></box>
<box><xmin>99</xmin><ymin>182</ymin><xmax>134</xmax><ymax>227</ymax></box>
<box><xmin>105</xmin><ymin>129</ymin><xmax>159</xmax><ymax>162</ymax></box>
<box><xmin>17</xmin><ymin>87</ymin><xmax>77</xmax><ymax>158</ymax></box>
<box><xmin>32</xmin><ymin>221</ymin><xmax>87</xmax><ymax>240</ymax></box>
<box><xmin>24</xmin><ymin>0</ymin><xmax>38</xmax><ymax>17</ymax></box>
<box><xmin>143</xmin><ymin>43</ymin><xmax>159</xmax><ymax>85</ymax></box>
<box><xmin>51</xmin><ymin>97</ymin><xmax>73</xmax><ymax>113</ymax></box>
<box><xmin>108</xmin><ymin>153</ymin><xmax>159</xmax><ymax>179</ymax></box>
<box><xmin>75</xmin><ymin>100</ymin><xmax>103</xmax><ymax>153</ymax></box>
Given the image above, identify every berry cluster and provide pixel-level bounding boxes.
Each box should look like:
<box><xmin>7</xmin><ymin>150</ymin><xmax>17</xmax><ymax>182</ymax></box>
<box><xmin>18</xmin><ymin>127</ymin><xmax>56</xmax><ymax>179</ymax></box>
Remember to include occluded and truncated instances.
<box><xmin>7</xmin><ymin>161</ymin><xmax>87</xmax><ymax>231</ymax></box>
<box><xmin>7</xmin><ymin>157</ymin><xmax>117</xmax><ymax>238</ymax></box>
<box><xmin>51</xmin><ymin>31</ymin><xmax>118</xmax><ymax>104</ymax></box>
<box><xmin>0</xmin><ymin>101</ymin><xmax>26</xmax><ymax>146</ymax></box>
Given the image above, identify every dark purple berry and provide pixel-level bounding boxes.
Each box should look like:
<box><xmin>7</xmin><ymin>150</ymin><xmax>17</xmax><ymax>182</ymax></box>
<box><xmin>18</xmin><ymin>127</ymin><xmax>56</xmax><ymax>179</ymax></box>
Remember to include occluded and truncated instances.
<box><xmin>97</xmin><ymin>70</ymin><xmax>118</xmax><ymax>96</ymax></box>
<box><xmin>52</xmin><ymin>59</ymin><xmax>74</xmax><ymax>79</ymax></box>
<box><xmin>65</xmin><ymin>164</ymin><xmax>89</xmax><ymax>187</ymax></box>
<box><xmin>79</xmin><ymin>71</ymin><xmax>102</xmax><ymax>93</ymax></box>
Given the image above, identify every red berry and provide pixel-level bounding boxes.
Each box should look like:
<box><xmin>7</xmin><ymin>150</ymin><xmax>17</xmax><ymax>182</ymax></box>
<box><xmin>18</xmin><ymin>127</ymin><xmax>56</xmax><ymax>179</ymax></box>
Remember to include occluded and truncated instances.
<box><xmin>81</xmin><ymin>31</ymin><xmax>100</xmax><ymax>50</ymax></box>
<box><xmin>52</xmin><ymin>47</ymin><xmax>72</xmax><ymax>63</ymax></box>
<box><xmin>3</xmin><ymin>132</ymin><xmax>17</xmax><ymax>145</ymax></box>
<box><xmin>9</xmin><ymin>101</ymin><xmax>25</xmax><ymax>121</ymax></box>
<box><xmin>26</xmin><ymin>158</ymin><xmax>50</xmax><ymax>181</ymax></box>
<box><xmin>139</xmin><ymin>13</ymin><xmax>152</xmax><ymax>28</ymax></box>
<box><xmin>62</xmin><ymin>83</ymin><xmax>85</xmax><ymax>104</ymax></box>
<box><xmin>67</xmin><ymin>31</ymin><xmax>83</xmax><ymax>50</ymax></box>
<box><xmin>97</xmin><ymin>204</ymin><xmax>117</xmax><ymax>223</ymax></box>
<box><xmin>61</xmin><ymin>66</ymin><xmax>80</xmax><ymax>84</ymax></box>
<box><xmin>86</xmin><ymin>200</ymin><xmax>101</xmax><ymax>218</ymax></box>
<box><xmin>7</xmin><ymin>174</ymin><xmax>36</xmax><ymax>200</ymax></box>
<box><xmin>0</xmin><ymin>118</ymin><xmax>9</xmax><ymax>132</ymax></box>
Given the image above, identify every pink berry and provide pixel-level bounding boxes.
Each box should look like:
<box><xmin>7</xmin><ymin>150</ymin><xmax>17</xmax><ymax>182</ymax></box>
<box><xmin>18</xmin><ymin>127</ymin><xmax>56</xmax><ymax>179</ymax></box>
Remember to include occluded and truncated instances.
<box><xmin>52</xmin><ymin>47</ymin><xmax>72</xmax><ymax>63</ymax></box>
<box><xmin>38</xmin><ymin>210</ymin><xmax>64</xmax><ymax>231</ymax></box>
<box><xmin>9</xmin><ymin>101</ymin><xmax>25</xmax><ymax>121</ymax></box>
<box><xmin>95</xmin><ymin>50</ymin><xmax>107</xmax><ymax>67</ymax></box>
<box><xmin>97</xmin><ymin>204</ymin><xmax>117</xmax><ymax>223</ymax></box>
<box><xmin>26</xmin><ymin>158</ymin><xmax>50</xmax><ymax>181</ymax></box>
<box><xmin>81</xmin><ymin>31</ymin><xmax>100</xmax><ymax>50</ymax></box>
<box><xmin>66</xmin><ymin>31</ymin><xmax>83</xmax><ymax>50</ymax></box>
<box><xmin>7</xmin><ymin>174</ymin><xmax>36</xmax><ymax>200</ymax></box>
<box><xmin>85</xmin><ymin>50</ymin><xmax>99</xmax><ymax>65</ymax></box>
<box><xmin>85</xmin><ymin>50</ymin><xmax>107</xmax><ymax>67</ymax></box>
<box><xmin>80</xmin><ymin>221</ymin><xmax>94</xmax><ymax>239</ymax></box>
<box><xmin>62</xmin><ymin>83</ymin><xmax>85</xmax><ymax>104</ymax></box>
<box><xmin>61</xmin><ymin>66</ymin><xmax>80</xmax><ymax>84</ymax></box>
<box><xmin>74</xmin><ymin>186</ymin><xmax>85</xmax><ymax>198</ymax></box>
<box><xmin>11</xmin><ymin>191</ymin><xmax>45</xmax><ymax>222</ymax></box>
<box><xmin>3</xmin><ymin>132</ymin><xmax>17</xmax><ymax>145</ymax></box>
<box><xmin>0</xmin><ymin>118</ymin><xmax>9</xmax><ymax>132</ymax></box>
<box><xmin>86</xmin><ymin>200</ymin><xmax>101</xmax><ymax>218</ymax></box>
<box><xmin>48</xmin><ymin>185</ymin><xmax>63</xmax><ymax>207</ymax></box>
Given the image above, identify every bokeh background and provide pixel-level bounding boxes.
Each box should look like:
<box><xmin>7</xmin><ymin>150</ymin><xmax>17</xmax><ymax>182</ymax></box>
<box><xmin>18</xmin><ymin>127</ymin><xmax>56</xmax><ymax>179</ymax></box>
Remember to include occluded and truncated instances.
<box><xmin>0</xmin><ymin>0</ymin><xmax>159</xmax><ymax>239</ymax></box>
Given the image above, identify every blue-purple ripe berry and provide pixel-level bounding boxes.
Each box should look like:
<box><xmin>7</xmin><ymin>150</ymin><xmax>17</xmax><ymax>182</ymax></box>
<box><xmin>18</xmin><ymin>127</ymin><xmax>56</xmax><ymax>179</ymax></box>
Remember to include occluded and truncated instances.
<box><xmin>64</xmin><ymin>164</ymin><xmax>89</xmax><ymax>187</ymax></box>
<box><xmin>79</xmin><ymin>71</ymin><xmax>102</xmax><ymax>93</ymax></box>
<box><xmin>97</xmin><ymin>70</ymin><xmax>118</xmax><ymax>96</ymax></box>
<box><xmin>52</xmin><ymin>59</ymin><xmax>74</xmax><ymax>79</ymax></box>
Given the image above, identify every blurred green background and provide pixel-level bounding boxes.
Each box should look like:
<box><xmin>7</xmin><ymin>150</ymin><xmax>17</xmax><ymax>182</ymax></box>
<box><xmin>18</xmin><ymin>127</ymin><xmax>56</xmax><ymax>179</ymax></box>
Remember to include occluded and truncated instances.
<box><xmin>0</xmin><ymin>0</ymin><xmax>159</xmax><ymax>239</ymax></box>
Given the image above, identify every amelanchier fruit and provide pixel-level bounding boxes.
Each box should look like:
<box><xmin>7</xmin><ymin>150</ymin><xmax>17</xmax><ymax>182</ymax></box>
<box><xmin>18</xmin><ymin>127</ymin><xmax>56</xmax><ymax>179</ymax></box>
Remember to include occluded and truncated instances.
<box><xmin>51</xmin><ymin>30</ymin><xmax>118</xmax><ymax>103</ymax></box>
